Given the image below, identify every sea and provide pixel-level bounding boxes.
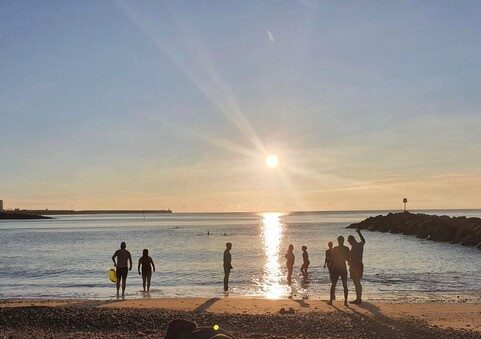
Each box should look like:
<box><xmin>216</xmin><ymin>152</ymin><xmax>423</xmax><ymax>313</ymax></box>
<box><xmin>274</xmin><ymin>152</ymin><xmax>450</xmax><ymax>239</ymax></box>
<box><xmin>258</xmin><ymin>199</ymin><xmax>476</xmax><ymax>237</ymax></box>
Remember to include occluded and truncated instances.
<box><xmin>0</xmin><ymin>210</ymin><xmax>480</xmax><ymax>302</ymax></box>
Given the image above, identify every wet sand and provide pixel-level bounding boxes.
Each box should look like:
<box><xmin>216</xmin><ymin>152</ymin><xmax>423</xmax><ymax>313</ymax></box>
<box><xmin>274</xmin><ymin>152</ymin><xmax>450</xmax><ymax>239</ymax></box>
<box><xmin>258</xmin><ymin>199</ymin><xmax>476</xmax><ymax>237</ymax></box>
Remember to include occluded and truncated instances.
<box><xmin>1</xmin><ymin>298</ymin><xmax>480</xmax><ymax>338</ymax></box>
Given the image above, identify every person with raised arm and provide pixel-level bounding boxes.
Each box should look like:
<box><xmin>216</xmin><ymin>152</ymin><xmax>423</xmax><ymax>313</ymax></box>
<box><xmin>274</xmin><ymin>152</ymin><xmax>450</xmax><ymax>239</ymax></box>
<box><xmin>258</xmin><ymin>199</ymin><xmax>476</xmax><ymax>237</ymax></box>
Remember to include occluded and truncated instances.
<box><xmin>348</xmin><ymin>228</ymin><xmax>366</xmax><ymax>304</ymax></box>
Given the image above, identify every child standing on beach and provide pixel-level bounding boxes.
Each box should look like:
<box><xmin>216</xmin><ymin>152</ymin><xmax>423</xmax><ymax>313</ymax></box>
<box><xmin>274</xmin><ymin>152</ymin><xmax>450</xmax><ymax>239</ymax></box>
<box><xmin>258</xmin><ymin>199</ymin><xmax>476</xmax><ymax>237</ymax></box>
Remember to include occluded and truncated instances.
<box><xmin>138</xmin><ymin>249</ymin><xmax>155</xmax><ymax>292</ymax></box>
<box><xmin>300</xmin><ymin>246</ymin><xmax>310</xmax><ymax>280</ymax></box>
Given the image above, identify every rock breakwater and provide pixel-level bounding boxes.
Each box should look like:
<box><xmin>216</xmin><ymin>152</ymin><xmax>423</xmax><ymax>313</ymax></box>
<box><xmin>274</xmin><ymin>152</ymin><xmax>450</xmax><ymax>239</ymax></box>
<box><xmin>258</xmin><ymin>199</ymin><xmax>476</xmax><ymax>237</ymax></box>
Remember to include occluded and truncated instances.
<box><xmin>347</xmin><ymin>212</ymin><xmax>481</xmax><ymax>249</ymax></box>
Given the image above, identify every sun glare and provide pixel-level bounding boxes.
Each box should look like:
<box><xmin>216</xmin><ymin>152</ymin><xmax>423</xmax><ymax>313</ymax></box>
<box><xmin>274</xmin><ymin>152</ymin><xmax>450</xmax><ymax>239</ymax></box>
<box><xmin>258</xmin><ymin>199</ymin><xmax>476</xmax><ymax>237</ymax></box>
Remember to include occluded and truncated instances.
<box><xmin>266</xmin><ymin>154</ymin><xmax>279</xmax><ymax>169</ymax></box>
<box><xmin>260</xmin><ymin>212</ymin><xmax>286</xmax><ymax>298</ymax></box>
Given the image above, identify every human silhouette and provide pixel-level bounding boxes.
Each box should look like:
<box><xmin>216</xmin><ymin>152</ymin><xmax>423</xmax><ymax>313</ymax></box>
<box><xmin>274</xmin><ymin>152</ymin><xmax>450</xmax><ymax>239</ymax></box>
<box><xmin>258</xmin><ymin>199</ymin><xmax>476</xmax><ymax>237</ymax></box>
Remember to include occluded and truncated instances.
<box><xmin>324</xmin><ymin>241</ymin><xmax>333</xmax><ymax>272</ymax></box>
<box><xmin>300</xmin><ymin>246</ymin><xmax>310</xmax><ymax>280</ymax></box>
<box><xmin>111</xmin><ymin>241</ymin><xmax>132</xmax><ymax>297</ymax></box>
<box><xmin>328</xmin><ymin>236</ymin><xmax>350</xmax><ymax>306</ymax></box>
<box><xmin>223</xmin><ymin>242</ymin><xmax>232</xmax><ymax>291</ymax></box>
<box><xmin>348</xmin><ymin>228</ymin><xmax>365</xmax><ymax>304</ymax></box>
<box><xmin>138</xmin><ymin>249</ymin><xmax>155</xmax><ymax>292</ymax></box>
<box><xmin>285</xmin><ymin>244</ymin><xmax>295</xmax><ymax>285</ymax></box>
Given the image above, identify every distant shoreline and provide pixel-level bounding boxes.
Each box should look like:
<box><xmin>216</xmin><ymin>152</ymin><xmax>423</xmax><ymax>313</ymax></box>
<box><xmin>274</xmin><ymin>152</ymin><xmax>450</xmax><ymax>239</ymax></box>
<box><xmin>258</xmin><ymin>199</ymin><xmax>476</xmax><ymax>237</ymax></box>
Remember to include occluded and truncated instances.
<box><xmin>0</xmin><ymin>212</ymin><xmax>52</xmax><ymax>220</ymax></box>
<box><xmin>2</xmin><ymin>208</ymin><xmax>481</xmax><ymax>216</ymax></box>
<box><xmin>3</xmin><ymin>209</ymin><xmax>172</xmax><ymax>216</ymax></box>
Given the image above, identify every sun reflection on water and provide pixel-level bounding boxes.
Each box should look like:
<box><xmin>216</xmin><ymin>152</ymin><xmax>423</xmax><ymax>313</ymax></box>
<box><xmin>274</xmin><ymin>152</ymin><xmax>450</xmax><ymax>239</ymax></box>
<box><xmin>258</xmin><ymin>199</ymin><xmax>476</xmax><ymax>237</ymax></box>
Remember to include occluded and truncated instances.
<box><xmin>260</xmin><ymin>212</ymin><xmax>289</xmax><ymax>299</ymax></box>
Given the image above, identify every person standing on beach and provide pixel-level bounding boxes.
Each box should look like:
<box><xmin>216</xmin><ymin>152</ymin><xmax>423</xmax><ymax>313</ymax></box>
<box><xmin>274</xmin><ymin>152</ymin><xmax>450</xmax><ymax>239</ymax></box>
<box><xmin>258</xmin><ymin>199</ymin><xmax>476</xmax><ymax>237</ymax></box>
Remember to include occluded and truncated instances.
<box><xmin>348</xmin><ymin>228</ymin><xmax>365</xmax><ymax>304</ymax></box>
<box><xmin>324</xmin><ymin>241</ymin><xmax>333</xmax><ymax>272</ymax></box>
<box><xmin>112</xmin><ymin>241</ymin><xmax>132</xmax><ymax>297</ymax></box>
<box><xmin>328</xmin><ymin>236</ymin><xmax>350</xmax><ymax>306</ymax></box>
<box><xmin>285</xmin><ymin>244</ymin><xmax>295</xmax><ymax>285</ymax></box>
<box><xmin>138</xmin><ymin>249</ymin><xmax>155</xmax><ymax>292</ymax></box>
<box><xmin>223</xmin><ymin>242</ymin><xmax>233</xmax><ymax>292</ymax></box>
<box><xmin>300</xmin><ymin>246</ymin><xmax>310</xmax><ymax>280</ymax></box>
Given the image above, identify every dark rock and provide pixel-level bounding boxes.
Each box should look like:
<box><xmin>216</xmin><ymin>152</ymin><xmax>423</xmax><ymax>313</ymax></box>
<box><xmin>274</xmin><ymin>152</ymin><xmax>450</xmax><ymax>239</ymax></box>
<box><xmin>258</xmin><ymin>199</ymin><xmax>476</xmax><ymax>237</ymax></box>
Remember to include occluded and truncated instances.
<box><xmin>348</xmin><ymin>212</ymin><xmax>481</xmax><ymax>249</ymax></box>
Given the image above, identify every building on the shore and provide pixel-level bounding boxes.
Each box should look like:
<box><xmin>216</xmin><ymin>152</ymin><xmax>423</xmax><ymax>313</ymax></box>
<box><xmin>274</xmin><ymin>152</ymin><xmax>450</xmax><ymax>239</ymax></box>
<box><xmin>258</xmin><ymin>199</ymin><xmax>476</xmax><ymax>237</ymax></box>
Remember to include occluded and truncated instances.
<box><xmin>0</xmin><ymin>199</ymin><xmax>3</xmax><ymax>211</ymax></box>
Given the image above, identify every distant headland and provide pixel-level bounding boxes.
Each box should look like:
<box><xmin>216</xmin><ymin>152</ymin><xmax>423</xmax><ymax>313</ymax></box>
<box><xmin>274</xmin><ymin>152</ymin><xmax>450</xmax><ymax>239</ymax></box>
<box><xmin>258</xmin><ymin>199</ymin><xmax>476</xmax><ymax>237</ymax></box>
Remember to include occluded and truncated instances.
<box><xmin>3</xmin><ymin>209</ymin><xmax>173</xmax><ymax>216</ymax></box>
<box><xmin>0</xmin><ymin>212</ymin><xmax>52</xmax><ymax>219</ymax></box>
<box><xmin>347</xmin><ymin>211</ymin><xmax>481</xmax><ymax>249</ymax></box>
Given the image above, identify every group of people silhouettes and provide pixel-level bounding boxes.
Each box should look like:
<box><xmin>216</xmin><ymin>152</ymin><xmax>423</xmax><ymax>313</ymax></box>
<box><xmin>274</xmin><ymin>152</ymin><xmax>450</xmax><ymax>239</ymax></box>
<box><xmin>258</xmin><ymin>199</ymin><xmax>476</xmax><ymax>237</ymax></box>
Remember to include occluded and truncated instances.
<box><xmin>283</xmin><ymin>228</ymin><xmax>365</xmax><ymax>305</ymax></box>
<box><xmin>111</xmin><ymin>242</ymin><xmax>156</xmax><ymax>297</ymax></box>
<box><xmin>324</xmin><ymin>228</ymin><xmax>365</xmax><ymax>305</ymax></box>
<box><xmin>112</xmin><ymin>229</ymin><xmax>364</xmax><ymax>303</ymax></box>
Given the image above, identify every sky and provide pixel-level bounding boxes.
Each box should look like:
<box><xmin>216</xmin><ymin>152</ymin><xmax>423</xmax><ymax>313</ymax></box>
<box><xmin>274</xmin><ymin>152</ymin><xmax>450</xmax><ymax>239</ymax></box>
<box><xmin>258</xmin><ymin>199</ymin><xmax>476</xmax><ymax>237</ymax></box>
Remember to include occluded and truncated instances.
<box><xmin>1</xmin><ymin>0</ymin><xmax>481</xmax><ymax>212</ymax></box>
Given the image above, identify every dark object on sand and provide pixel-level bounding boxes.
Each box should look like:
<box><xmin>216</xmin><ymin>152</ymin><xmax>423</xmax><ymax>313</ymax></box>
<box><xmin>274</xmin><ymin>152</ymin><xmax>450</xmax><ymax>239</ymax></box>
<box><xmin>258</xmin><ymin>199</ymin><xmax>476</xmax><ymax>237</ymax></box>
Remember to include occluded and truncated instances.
<box><xmin>347</xmin><ymin>212</ymin><xmax>481</xmax><ymax>249</ymax></box>
<box><xmin>0</xmin><ymin>212</ymin><xmax>52</xmax><ymax>219</ymax></box>
<box><xmin>165</xmin><ymin>319</ymin><xmax>235</xmax><ymax>339</ymax></box>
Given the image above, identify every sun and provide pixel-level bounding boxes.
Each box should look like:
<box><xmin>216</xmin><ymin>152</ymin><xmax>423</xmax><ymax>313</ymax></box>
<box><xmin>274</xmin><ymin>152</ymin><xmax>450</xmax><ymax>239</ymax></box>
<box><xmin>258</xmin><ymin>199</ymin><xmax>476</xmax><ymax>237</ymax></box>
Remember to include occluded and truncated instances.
<box><xmin>265</xmin><ymin>154</ymin><xmax>279</xmax><ymax>169</ymax></box>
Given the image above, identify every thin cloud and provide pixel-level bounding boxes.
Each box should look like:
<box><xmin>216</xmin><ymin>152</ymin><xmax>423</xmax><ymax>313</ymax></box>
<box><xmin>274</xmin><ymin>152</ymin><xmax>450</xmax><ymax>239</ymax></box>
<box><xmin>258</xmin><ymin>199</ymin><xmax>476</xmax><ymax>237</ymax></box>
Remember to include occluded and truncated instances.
<box><xmin>267</xmin><ymin>29</ymin><xmax>275</xmax><ymax>42</ymax></box>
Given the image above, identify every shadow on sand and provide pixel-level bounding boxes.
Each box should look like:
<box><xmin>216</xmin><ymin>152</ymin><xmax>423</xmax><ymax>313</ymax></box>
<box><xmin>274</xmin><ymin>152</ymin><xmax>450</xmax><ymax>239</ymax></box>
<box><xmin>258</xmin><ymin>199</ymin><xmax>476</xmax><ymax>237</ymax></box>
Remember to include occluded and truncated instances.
<box><xmin>193</xmin><ymin>297</ymin><xmax>220</xmax><ymax>313</ymax></box>
<box><xmin>292</xmin><ymin>298</ymin><xmax>310</xmax><ymax>308</ymax></box>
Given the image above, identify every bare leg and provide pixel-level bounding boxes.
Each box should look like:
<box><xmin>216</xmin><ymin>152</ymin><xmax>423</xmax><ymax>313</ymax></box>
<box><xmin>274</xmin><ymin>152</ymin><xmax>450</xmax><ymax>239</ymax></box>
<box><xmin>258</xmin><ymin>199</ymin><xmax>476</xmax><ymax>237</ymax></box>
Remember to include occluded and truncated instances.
<box><xmin>341</xmin><ymin>274</ymin><xmax>348</xmax><ymax>306</ymax></box>
<box><xmin>142</xmin><ymin>273</ymin><xmax>147</xmax><ymax>291</ymax></box>
<box><xmin>121</xmin><ymin>277</ymin><xmax>126</xmax><ymax>297</ymax></box>
<box><xmin>223</xmin><ymin>270</ymin><xmax>230</xmax><ymax>291</ymax></box>
<box><xmin>353</xmin><ymin>277</ymin><xmax>362</xmax><ymax>301</ymax></box>
<box><xmin>147</xmin><ymin>272</ymin><xmax>152</xmax><ymax>291</ymax></box>
<box><xmin>329</xmin><ymin>273</ymin><xmax>339</xmax><ymax>304</ymax></box>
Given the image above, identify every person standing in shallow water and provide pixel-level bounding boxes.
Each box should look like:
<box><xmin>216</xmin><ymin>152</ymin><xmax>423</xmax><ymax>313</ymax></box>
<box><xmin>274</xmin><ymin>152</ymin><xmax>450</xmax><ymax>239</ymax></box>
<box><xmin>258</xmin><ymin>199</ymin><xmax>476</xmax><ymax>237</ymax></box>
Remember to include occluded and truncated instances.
<box><xmin>285</xmin><ymin>244</ymin><xmax>295</xmax><ymax>285</ymax></box>
<box><xmin>328</xmin><ymin>236</ymin><xmax>350</xmax><ymax>306</ymax></box>
<box><xmin>324</xmin><ymin>241</ymin><xmax>333</xmax><ymax>273</ymax></box>
<box><xmin>138</xmin><ymin>249</ymin><xmax>155</xmax><ymax>292</ymax></box>
<box><xmin>300</xmin><ymin>246</ymin><xmax>310</xmax><ymax>280</ymax></box>
<box><xmin>348</xmin><ymin>228</ymin><xmax>366</xmax><ymax>304</ymax></box>
<box><xmin>112</xmin><ymin>242</ymin><xmax>132</xmax><ymax>297</ymax></box>
<box><xmin>223</xmin><ymin>243</ymin><xmax>233</xmax><ymax>292</ymax></box>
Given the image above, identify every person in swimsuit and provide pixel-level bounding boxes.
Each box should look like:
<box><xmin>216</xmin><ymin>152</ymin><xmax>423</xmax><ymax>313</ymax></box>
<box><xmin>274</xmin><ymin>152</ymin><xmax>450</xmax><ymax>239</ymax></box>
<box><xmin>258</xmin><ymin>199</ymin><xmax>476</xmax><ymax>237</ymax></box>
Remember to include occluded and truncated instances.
<box><xmin>138</xmin><ymin>249</ymin><xmax>156</xmax><ymax>292</ymax></box>
<box><xmin>300</xmin><ymin>246</ymin><xmax>310</xmax><ymax>280</ymax></box>
<box><xmin>328</xmin><ymin>236</ymin><xmax>350</xmax><ymax>306</ymax></box>
<box><xmin>285</xmin><ymin>244</ymin><xmax>295</xmax><ymax>285</ymax></box>
<box><xmin>348</xmin><ymin>228</ymin><xmax>366</xmax><ymax>304</ymax></box>
<box><xmin>112</xmin><ymin>241</ymin><xmax>132</xmax><ymax>297</ymax></box>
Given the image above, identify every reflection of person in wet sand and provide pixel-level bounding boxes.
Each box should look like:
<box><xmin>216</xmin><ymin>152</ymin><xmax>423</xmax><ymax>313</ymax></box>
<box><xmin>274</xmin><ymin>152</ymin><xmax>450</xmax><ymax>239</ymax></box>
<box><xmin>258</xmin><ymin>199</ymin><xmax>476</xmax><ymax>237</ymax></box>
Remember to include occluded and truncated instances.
<box><xmin>328</xmin><ymin>236</ymin><xmax>350</xmax><ymax>306</ymax></box>
<box><xmin>111</xmin><ymin>242</ymin><xmax>132</xmax><ymax>297</ymax></box>
<box><xmin>300</xmin><ymin>246</ymin><xmax>310</xmax><ymax>280</ymax></box>
<box><xmin>138</xmin><ymin>249</ymin><xmax>155</xmax><ymax>292</ymax></box>
<box><xmin>348</xmin><ymin>228</ymin><xmax>365</xmax><ymax>304</ymax></box>
<box><xmin>223</xmin><ymin>242</ymin><xmax>232</xmax><ymax>292</ymax></box>
<box><xmin>285</xmin><ymin>244</ymin><xmax>295</xmax><ymax>285</ymax></box>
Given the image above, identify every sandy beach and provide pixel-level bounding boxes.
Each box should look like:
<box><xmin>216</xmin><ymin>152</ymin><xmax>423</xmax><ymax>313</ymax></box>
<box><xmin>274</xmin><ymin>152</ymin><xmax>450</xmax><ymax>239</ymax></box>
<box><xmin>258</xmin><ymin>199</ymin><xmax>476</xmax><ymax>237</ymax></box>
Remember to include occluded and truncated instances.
<box><xmin>1</xmin><ymin>298</ymin><xmax>479</xmax><ymax>338</ymax></box>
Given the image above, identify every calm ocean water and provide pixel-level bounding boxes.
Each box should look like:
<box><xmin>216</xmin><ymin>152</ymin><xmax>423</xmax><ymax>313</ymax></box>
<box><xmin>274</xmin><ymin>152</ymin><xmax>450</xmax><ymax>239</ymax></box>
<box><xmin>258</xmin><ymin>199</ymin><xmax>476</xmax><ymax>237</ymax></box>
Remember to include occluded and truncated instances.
<box><xmin>0</xmin><ymin>210</ymin><xmax>480</xmax><ymax>301</ymax></box>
